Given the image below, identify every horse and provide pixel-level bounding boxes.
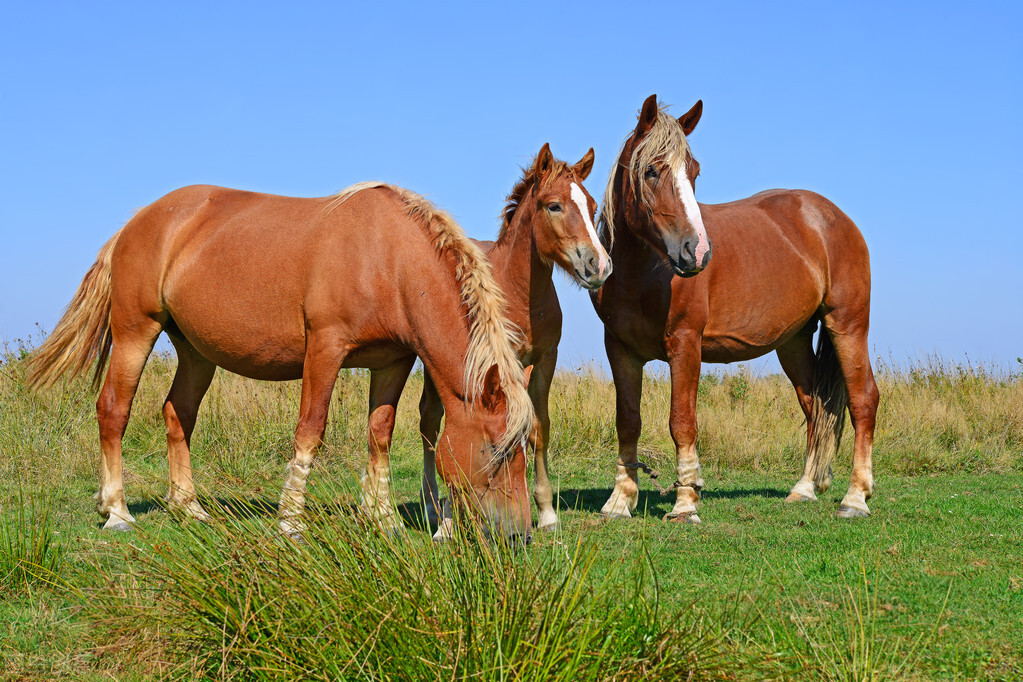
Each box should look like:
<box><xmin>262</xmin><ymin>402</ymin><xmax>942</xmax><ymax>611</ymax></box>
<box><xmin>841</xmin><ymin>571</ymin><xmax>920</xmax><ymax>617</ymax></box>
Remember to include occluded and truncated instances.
<box><xmin>591</xmin><ymin>95</ymin><xmax>879</xmax><ymax>522</ymax></box>
<box><xmin>27</xmin><ymin>181</ymin><xmax>535</xmax><ymax>540</ymax></box>
<box><xmin>418</xmin><ymin>144</ymin><xmax>611</xmax><ymax>538</ymax></box>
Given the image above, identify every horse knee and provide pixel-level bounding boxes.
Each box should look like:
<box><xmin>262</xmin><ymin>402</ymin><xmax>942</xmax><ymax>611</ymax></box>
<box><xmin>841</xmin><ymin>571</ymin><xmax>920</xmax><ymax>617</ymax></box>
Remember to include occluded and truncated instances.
<box><xmin>668</xmin><ymin>413</ymin><xmax>697</xmax><ymax>446</ymax></box>
<box><xmin>615</xmin><ymin>413</ymin><xmax>641</xmax><ymax>445</ymax></box>
<box><xmin>866</xmin><ymin>376</ymin><xmax>880</xmax><ymax>410</ymax></box>
<box><xmin>849</xmin><ymin>402</ymin><xmax>876</xmax><ymax>431</ymax></box>
<box><xmin>162</xmin><ymin>400</ymin><xmax>189</xmax><ymax>442</ymax></box>
<box><xmin>96</xmin><ymin>391</ymin><xmax>129</xmax><ymax>442</ymax></box>
<box><xmin>848</xmin><ymin>376</ymin><xmax>879</xmax><ymax>427</ymax></box>
<box><xmin>419</xmin><ymin>404</ymin><xmax>442</xmax><ymax>431</ymax></box>
<box><xmin>369</xmin><ymin>408</ymin><xmax>396</xmax><ymax>451</ymax></box>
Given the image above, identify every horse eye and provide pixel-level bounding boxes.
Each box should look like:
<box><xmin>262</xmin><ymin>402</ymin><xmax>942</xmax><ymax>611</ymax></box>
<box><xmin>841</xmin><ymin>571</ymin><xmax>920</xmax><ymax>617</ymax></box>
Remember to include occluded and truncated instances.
<box><xmin>547</xmin><ymin>202</ymin><xmax>562</xmax><ymax>212</ymax></box>
<box><xmin>645</xmin><ymin>166</ymin><xmax>659</xmax><ymax>179</ymax></box>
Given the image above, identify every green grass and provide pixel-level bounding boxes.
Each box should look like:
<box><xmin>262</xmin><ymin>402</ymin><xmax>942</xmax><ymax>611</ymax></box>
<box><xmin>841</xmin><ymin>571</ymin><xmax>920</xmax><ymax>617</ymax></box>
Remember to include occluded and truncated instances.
<box><xmin>1</xmin><ymin>349</ymin><xmax>1021</xmax><ymax>679</ymax></box>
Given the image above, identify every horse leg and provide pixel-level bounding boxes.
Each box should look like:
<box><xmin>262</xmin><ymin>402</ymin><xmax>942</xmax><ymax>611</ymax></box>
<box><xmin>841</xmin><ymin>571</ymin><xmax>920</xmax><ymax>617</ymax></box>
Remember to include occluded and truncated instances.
<box><xmin>600</xmin><ymin>331</ymin><xmax>645</xmax><ymax>518</ymax></box>
<box><xmin>665</xmin><ymin>331</ymin><xmax>705</xmax><ymax>523</ymax></box>
<box><xmin>362</xmin><ymin>356</ymin><xmax>417</xmax><ymax>532</ymax></box>
<box><xmin>776</xmin><ymin>331</ymin><xmax>827</xmax><ymax>502</ymax></box>
<box><xmin>96</xmin><ymin>321</ymin><xmax>163</xmax><ymax>530</ymax></box>
<box><xmin>163</xmin><ymin>333</ymin><xmax>216</xmax><ymax>521</ymax></box>
<box><xmin>418</xmin><ymin>372</ymin><xmax>445</xmax><ymax>533</ymax></box>
<box><xmin>529</xmin><ymin>350</ymin><xmax>558</xmax><ymax>531</ymax></box>
<box><xmin>278</xmin><ymin>338</ymin><xmax>347</xmax><ymax>538</ymax></box>
<box><xmin>821</xmin><ymin>318</ymin><xmax>879</xmax><ymax>518</ymax></box>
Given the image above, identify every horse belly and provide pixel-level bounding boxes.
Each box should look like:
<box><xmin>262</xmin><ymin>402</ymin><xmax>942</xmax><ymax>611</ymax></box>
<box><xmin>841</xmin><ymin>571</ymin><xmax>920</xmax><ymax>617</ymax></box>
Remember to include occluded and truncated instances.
<box><xmin>163</xmin><ymin>264</ymin><xmax>308</xmax><ymax>380</ymax></box>
<box><xmin>700</xmin><ymin>264</ymin><xmax>822</xmax><ymax>363</ymax></box>
<box><xmin>169</xmin><ymin>304</ymin><xmax>307</xmax><ymax>380</ymax></box>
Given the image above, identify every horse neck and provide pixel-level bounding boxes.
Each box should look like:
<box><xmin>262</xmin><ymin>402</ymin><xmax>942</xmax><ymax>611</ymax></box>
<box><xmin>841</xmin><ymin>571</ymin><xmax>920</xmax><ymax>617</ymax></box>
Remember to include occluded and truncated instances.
<box><xmin>403</xmin><ymin>270</ymin><xmax>487</xmax><ymax>419</ymax></box>
<box><xmin>608</xmin><ymin>189</ymin><xmax>664</xmax><ymax>270</ymax></box>
<box><xmin>489</xmin><ymin>199</ymin><xmax>555</xmax><ymax>311</ymax></box>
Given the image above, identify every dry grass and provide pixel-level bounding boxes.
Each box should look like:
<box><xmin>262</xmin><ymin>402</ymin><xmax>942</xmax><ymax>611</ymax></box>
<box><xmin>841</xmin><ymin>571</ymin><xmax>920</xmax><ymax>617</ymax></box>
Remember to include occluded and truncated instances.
<box><xmin>3</xmin><ymin>348</ymin><xmax>1020</xmax><ymax>497</ymax></box>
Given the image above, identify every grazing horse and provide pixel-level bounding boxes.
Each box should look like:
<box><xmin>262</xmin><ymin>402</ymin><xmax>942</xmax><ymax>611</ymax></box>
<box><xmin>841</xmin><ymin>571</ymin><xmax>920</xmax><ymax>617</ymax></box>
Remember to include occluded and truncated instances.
<box><xmin>591</xmin><ymin>95</ymin><xmax>879</xmax><ymax>522</ymax></box>
<box><xmin>419</xmin><ymin>144</ymin><xmax>611</xmax><ymax>536</ymax></box>
<box><xmin>27</xmin><ymin>182</ymin><xmax>535</xmax><ymax>539</ymax></box>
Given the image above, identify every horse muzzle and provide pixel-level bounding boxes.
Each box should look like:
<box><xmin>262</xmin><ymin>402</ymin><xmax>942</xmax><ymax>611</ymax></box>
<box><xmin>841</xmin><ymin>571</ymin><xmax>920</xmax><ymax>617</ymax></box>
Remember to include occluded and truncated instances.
<box><xmin>477</xmin><ymin>461</ymin><xmax>532</xmax><ymax>544</ymax></box>
<box><xmin>569</xmin><ymin>245</ymin><xmax>613</xmax><ymax>290</ymax></box>
<box><xmin>667</xmin><ymin>235</ymin><xmax>712</xmax><ymax>278</ymax></box>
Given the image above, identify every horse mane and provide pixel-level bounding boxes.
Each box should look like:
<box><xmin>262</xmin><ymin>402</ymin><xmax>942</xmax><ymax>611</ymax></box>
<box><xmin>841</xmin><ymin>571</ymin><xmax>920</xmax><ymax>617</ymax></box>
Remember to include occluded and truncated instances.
<box><xmin>598</xmin><ymin>103</ymin><xmax>691</xmax><ymax>246</ymax></box>
<box><xmin>498</xmin><ymin>155</ymin><xmax>572</xmax><ymax>239</ymax></box>
<box><xmin>327</xmin><ymin>182</ymin><xmax>533</xmax><ymax>453</ymax></box>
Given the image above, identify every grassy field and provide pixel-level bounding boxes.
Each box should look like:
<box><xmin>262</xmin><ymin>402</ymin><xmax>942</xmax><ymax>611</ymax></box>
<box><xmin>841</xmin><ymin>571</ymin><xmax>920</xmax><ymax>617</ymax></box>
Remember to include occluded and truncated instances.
<box><xmin>1</xmin><ymin>347</ymin><xmax>1021</xmax><ymax>679</ymax></box>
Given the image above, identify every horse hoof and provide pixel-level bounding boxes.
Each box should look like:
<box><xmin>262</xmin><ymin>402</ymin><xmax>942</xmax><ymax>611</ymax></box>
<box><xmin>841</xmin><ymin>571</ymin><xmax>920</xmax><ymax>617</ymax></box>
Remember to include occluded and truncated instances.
<box><xmin>280</xmin><ymin>527</ymin><xmax>308</xmax><ymax>544</ymax></box>
<box><xmin>600</xmin><ymin>512</ymin><xmax>632</xmax><ymax>521</ymax></box>
<box><xmin>664</xmin><ymin>512</ymin><xmax>701</xmax><ymax>524</ymax></box>
<box><xmin>181</xmin><ymin>505</ymin><xmax>212</xmax><ymax>523</ymax></box>
<box><xmin>537</xmin><ymin>510</ymin><xmax>559</xmax><ymax>532</ymax></box>
<box><xmin>836</xmin><ymin>505</ymin><xmax>869</xmax><ymax>519</ymax></box>
<box><xmin>278</xmin><ymin>519</ymin><xmax>308</xmax><ymax>543</ymax></box>
<box><xmin>785</xmin><ymin>492</ymin><xmax>817</xmax><ymax>503</ymax></box>
<box><xmin>103</xmin><ymin>520</ymin><xmax>133</xmax><ymax>532</ymax></box>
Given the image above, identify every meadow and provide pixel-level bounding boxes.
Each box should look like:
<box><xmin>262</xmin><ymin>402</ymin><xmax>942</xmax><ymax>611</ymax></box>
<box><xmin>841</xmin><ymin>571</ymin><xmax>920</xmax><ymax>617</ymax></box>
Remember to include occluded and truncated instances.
<box><xmin>1</xmin><ymin>345</ymin><xmax>1021</xmax><ymax>680</ymax></box>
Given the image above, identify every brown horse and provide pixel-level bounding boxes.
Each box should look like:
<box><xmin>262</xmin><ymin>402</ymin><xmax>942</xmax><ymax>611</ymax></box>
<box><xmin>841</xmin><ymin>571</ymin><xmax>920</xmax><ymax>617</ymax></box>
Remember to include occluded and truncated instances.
<box><xmin>591</xmin><ymin>95</ymin><xmax>879</xmax><ymax>522</ymax></box>
<box><xmin>419</xmin><ymin>144</ymin><xmax>610</xmax><ymax>537</ymax></box>
<box><xmin>27</xmin><ymin>182</ymin><xmax>535</xmax><ymax>539</ymax></box>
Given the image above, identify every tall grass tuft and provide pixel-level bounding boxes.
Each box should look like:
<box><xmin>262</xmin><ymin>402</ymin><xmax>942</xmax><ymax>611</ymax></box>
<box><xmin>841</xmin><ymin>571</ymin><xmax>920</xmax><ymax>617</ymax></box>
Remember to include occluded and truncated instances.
<box><xmin>86</xmin><ymin>493</ymin><xmax>745</xmax><ymax>680</ymax></box>
<box><xmin>0</xmin><ymin>489</ymin><xmax>67</xmax><ymax>591</ymax></box>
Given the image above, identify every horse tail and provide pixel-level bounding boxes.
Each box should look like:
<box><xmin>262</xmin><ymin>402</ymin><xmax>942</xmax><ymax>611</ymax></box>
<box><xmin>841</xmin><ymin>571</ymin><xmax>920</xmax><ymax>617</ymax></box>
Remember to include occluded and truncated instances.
<box><xmin>805</xmin><ymin>328</ymin><xmax>848</xmax><ymax>492</ymax></box>
<box><xmin>26</xmin><ymin>231</ymin><xmax>121</xmax><ymax>391</ymax></box>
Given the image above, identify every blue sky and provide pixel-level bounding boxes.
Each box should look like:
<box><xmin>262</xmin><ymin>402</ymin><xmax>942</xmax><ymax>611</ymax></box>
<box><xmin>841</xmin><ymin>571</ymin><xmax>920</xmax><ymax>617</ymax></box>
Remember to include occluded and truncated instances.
<box><xmin>2</xmin><ymin>1</ymin><xmax>1021</xmax><ymax>375</ymax></box>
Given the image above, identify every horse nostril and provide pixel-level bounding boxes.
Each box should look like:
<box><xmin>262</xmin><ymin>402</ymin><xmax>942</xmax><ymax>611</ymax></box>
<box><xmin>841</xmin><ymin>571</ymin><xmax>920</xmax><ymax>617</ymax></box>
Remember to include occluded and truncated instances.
<box><xmin>682</xmin><ymin>239</ymin><xmax>696</xmax><ymax>261</ymax></box>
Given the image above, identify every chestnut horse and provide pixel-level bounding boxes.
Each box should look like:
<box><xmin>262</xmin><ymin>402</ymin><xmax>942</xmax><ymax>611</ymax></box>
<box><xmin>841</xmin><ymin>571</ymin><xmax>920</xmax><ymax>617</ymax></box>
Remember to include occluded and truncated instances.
<box><xmin>27</xmin><ymin>182</ymin><xmax>535</xmax><ymax>539</ymax></box>
<box><xmin>591</xmin><ymin>95</ymin><xmax>879</xmax><ymax>522</ymax></box>
<box><xmin>419</xmin><ymin>144</ymin><xmax>611</xmax><ymax>537</ymax></box>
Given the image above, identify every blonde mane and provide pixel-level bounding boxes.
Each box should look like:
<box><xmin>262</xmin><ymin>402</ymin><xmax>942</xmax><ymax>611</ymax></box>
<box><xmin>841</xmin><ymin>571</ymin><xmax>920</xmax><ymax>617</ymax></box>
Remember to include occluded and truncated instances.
<box><xmin>598</xmin><ymin>103</ymin><xmax>691</xmax><ymax>246</ymax></box>
<box><xmin>327</xmin><ymin>182</ymin><xmax>534</xmax><ymax>453</ymax></box>
<box><xmin>498</xmin><ymin>156</ymin><xmax>572</xmax><ymax>240</ymax></box>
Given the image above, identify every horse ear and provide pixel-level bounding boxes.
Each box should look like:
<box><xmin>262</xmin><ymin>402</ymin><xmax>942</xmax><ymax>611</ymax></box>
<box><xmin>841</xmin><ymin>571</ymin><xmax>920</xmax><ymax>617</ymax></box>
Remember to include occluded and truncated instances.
<box><xmin>572</xmin><ymin>148</ymin><xmax>595</xmax><ymax>181</ymax></box>
<box><xmin>678</xmin><ymin>100</ymin><xmax>703</xmax><ymax>136</ymax></box>
<box><xmin>636</xmin><ymin>94</ymin><xmax>659</xmax><ymax>136</ymax></box>
<box><xmin>534</xmin><ymin>143</ymin><xmax>554</xmax><ymax>175</ymax></box>
<box><xmin>481</xmin><ymin>363</ymin><xmax>507</xmax><ymax>412</ymax></box>
<box><xmin>521</xmin><ymin>364</ymin><xmax>534</xmax><ymax>388</ymax></box>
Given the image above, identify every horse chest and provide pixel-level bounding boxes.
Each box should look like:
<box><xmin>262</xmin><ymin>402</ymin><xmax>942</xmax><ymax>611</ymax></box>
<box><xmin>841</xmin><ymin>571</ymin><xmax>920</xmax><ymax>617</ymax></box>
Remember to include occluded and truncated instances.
<box><xmin>596</xmin><ymin>283</ymin><xmax>676</xmax><ymax>361</ymax></box>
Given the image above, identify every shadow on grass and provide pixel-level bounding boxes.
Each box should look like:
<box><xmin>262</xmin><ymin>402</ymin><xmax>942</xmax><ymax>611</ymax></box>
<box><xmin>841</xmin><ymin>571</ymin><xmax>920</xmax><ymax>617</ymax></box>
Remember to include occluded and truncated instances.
<box><xmin>127</xmin><ymin>493</ymin><xmax>441</xmax><ymax>538</ymax></box>
<box><xmin>396</xmin><ymin>499</ymin><xmax>435</xmax><ymax>533</ymax></box>
<box><xmin>554</xmin><ymin>485</ymin><xmax>788</xmax><ymax>516</ymax></box>
<box><xmin>127</xmin><ymin>494</ymin><xmax>362</xmax><ymax>523</ymax></box>
<box><xmin>120</xmin><ymin>484</ymin><xmax>787</xmax><ymax>532</ymax></box>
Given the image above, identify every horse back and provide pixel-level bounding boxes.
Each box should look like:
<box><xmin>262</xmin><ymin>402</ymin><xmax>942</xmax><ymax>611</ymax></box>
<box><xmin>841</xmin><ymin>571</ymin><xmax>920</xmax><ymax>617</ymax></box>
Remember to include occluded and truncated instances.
<box><xmin>108</xmin><ymin>185</ymin><xmax>445</xmax><ymax>378</ymax></box>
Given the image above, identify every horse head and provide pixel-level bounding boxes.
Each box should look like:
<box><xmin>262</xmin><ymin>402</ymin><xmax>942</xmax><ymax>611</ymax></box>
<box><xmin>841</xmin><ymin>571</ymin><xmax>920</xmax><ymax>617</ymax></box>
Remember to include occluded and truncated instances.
<box><xmin>603</xmin><ymin>94</ymin><xmax>711</xmax><ymax>277</ymax></box>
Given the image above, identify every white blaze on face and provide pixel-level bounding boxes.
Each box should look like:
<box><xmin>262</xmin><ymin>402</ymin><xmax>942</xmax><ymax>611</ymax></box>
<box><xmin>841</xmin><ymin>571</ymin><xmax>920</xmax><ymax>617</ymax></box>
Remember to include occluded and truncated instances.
<box><xmin>570</xmin><ymin>182</ymin><xmax>610</xmax><ymax>276</ymax></box>
<box><xmin>674</xmin><ymin>164</ymin><xmax>710</xmax><ymax>265</ymax></box>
